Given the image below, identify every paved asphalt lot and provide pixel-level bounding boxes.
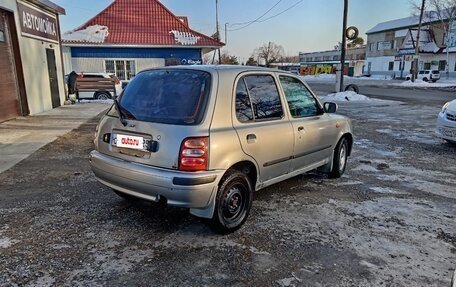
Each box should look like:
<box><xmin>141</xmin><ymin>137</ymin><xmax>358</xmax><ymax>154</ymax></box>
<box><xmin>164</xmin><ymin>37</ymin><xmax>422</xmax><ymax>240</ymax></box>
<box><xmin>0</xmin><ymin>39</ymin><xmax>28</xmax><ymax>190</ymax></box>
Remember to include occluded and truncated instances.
<box><xmin>0</xmin><ymin>93</ymin><xmax>455</xmax><ymax>286</ymax></box>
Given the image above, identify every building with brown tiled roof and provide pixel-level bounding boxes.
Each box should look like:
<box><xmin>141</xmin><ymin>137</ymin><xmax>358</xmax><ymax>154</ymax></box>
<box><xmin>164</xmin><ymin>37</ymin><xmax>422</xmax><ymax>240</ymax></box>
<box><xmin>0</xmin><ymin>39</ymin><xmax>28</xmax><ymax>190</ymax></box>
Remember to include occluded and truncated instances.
<box><xmin>62</xmin><ymin>0</ymin><xmax>224</xmax><ymax>81</ymax></box>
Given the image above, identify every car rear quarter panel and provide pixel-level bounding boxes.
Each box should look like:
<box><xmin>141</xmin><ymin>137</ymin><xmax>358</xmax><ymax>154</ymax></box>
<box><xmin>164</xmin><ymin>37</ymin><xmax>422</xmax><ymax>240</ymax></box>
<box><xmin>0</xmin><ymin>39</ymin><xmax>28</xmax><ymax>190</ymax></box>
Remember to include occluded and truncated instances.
<box><xmin>208</xmin><ymin>70</ymin><xmax>260</xmax><ymax>173</ymax></box>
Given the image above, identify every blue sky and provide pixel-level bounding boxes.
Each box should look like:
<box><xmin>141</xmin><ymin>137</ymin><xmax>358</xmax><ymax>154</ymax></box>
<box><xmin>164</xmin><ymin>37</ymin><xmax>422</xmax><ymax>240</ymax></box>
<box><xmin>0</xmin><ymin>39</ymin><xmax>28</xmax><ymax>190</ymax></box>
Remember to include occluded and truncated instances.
<box><xmin>54</xmin><ymin>0</ymin><xmax>419</xmax><ymax>62</ymax></box>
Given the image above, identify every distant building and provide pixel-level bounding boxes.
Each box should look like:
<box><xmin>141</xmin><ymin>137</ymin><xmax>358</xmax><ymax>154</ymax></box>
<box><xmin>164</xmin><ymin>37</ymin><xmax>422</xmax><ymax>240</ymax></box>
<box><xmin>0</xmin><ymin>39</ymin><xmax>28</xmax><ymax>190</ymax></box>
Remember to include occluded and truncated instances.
<box><xmin>298</xmin><ymin>46</ymin><xmax>366</xmax><ymax>77</ymax></box>
<box><xmin>62</xmin><ymin>0</ymin><xmax>223</xmax><ymax>81</ymax></box>
<box><xmin>0</xmin><ymin>0</ymin><xmax>66</xmax><ymax>122</ymax></box>
<box><xmin>366</xmin><ymin>13</ymin><xmax>454</xmax><ymax>78</ymax></box>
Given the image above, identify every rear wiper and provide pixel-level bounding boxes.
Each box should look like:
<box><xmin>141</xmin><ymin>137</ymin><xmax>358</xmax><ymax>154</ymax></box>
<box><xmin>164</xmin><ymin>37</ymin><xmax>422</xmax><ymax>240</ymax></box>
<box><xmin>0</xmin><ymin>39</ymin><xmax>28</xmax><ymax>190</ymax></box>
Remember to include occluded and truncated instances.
<box><xmin>113</xmin><ymin>99</ymin><xmax>128</xmax><ymax>126</ymax></box>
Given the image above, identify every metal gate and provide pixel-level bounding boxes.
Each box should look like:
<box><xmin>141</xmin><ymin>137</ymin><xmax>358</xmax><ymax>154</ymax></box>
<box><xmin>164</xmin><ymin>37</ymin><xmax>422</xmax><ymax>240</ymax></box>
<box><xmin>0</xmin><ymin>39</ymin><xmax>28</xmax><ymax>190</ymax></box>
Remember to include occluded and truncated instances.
<box><xmin>0</xmin><ymin>10</ymin><xmax>20</xmax><ymax>122</ymax></box>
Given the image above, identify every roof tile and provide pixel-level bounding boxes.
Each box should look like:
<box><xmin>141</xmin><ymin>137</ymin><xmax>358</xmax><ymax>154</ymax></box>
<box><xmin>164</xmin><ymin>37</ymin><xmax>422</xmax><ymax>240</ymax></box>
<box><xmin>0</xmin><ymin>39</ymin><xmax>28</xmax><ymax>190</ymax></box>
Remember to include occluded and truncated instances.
<box><xmin>63</xmin><ymin>0</ymin><xmax>223</xmax><ymax>47</ymax></box>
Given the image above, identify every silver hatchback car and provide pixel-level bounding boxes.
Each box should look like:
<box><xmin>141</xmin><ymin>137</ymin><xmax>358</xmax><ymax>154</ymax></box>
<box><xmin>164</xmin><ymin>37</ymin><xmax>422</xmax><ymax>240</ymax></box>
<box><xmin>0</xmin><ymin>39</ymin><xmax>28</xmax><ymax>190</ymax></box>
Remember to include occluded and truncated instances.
<box><xmin>90</xmin><ymin>65</ymin><xmax>353</xmax><ymax>233</ymax></box>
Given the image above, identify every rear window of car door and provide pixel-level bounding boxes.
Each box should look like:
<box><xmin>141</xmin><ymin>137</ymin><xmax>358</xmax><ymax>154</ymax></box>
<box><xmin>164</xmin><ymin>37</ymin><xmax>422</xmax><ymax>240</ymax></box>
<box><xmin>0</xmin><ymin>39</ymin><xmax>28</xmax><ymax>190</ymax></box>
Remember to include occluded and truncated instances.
<box><xmin>235</xmin><ymin>75</ymin><xmax>283</xmax><ymax>122</ymax></box>
<box><xmin>279</xmin><ymin>76</ymin><xmax>321</xmax><ymax>118</ymax></box>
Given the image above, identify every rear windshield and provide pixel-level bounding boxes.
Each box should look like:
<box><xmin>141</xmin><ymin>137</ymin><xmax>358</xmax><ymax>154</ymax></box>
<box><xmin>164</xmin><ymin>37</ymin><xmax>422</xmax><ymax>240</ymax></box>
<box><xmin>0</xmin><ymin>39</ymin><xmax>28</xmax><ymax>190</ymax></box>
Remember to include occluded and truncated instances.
<box><xmin>432</xmin><ymin>71</ymin><xmax>440</xmax><ymax>74</ymax></box>
<box><xmin>116</xmin><ymin>69</ymin><xmax>211</xmax><ymax>125</ymax></box>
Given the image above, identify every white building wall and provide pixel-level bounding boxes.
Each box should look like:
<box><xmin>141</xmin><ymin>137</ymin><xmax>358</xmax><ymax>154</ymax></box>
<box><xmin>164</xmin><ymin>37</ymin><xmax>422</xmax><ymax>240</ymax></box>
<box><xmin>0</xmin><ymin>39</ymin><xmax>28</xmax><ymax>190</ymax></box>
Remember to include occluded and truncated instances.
<box><xmin>366</xmin><ymin>56</ymin><xmax>395</xmax><ymax>75</ymax></box>
<box><xmin>62</xmin><ymin>46</ymin><xmax>73</xmax><ymax>74</ymax></box>
<box><xmin>0</xmin><ymin>0</ymin><xmax>66</xmax><ymax>115</ymax></box>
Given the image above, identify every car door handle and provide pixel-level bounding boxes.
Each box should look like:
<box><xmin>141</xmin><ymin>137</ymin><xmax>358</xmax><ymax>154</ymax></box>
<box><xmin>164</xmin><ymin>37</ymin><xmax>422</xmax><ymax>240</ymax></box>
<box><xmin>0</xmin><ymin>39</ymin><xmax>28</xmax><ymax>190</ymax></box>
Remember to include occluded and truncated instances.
<box><xmin>298</xmin><ymin>126</ymin><xmax>305</xmax><ymax>132</ymax></box>
<box><xmin>246</xmin><ymin>134</ymin><xmax>257</xmax><ymax>143</ymax></box>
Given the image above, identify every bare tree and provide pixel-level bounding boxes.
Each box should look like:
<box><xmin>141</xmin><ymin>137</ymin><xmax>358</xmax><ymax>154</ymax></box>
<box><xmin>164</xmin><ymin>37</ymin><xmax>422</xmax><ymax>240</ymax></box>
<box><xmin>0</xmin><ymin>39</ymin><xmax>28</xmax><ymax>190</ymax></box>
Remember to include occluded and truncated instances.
<box><xmin>428</xmin><ymin>0</ymin><xmax>456</xmax><ymax>78</ymax></box>
<box><xmin>220</xmin><ymin>51</ymin><xmax>239</xmax><ymax>65</ymax></box>
<box><xmin>254</xmin><ymin>42</ymin><xmax>285</xmax><ymax>67</ymax></box>
<box><xmin>410</xmin><ymin>0</ymin><xmax>456</xmax><ymax>77</ymax></box>
<box><xmin>347</xmin><ymin>37</ymin><xmax>365</xmax><ymax>48</ymax></box>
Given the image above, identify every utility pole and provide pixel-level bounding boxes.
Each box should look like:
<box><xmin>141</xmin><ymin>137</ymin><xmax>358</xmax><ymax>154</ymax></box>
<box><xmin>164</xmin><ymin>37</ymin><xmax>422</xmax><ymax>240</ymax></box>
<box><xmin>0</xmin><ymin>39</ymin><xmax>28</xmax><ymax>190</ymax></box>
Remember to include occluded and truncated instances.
<box><xmin>225</xmin><ymin>22</ymin><xmax>228</xmax><ymax>44</ymax></box>
<box><xmin>413</xmin><ymin>0</ymin><xmax>426</xmax><ymax>82</ymax></box>
<box><xmin>216</xmin><ymin>0</ymin><xmax>221</xmax><ymax>64</ymax></box>
<box><xmin>339</xmin><ymin>0</ymin><xmax>349</xmax><ymax>92</ymax></box>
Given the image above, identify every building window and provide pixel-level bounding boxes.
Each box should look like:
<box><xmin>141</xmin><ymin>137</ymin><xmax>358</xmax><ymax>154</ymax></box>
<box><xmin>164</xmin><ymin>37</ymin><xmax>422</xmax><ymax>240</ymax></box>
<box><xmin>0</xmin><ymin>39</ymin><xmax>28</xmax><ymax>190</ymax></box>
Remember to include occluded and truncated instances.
<box><xmin>388</xmin><ymin>62</ymin><xmax>394</xmax><ymax>71</ymax></box>
<box><xmin>323</xmin><ymin>56</ymin><xmax>331</xmax><ymax>61</ymax></box>
<box><xmin>439</xmin><ymin>60</ymin><xmax>446</xmax><ymax>71</ymax></box>
<box><xmin>424</xmin><ymin>62</ymin><xmax>431</xmax><ymax>70</ymax></box>
<box><xmin>306</xmin><ymin>57</ymin><xmax>313</xmax><ymax>62</ymax></box>
<box><xmin>369</xmin><ymin>43</ymin><xmax>374</xmax><ymax>52</ymax></box>
<box><xmin>105</xmin><ymin>60</ymin><xmax>136</xmax><ymax>80</ymax></box>
<box><xmin>314</xmin><ymin>57</ymin><xmax>322</xmax><ymax>61</ymax></box>
<box><xmin>377</xmin><ymin>42</ymin><xmax>382</xmax><ymax>51</ymax></box>
<box><xmin>333</xmin><ymin>55</ymin><xmax>340</xmax><ymax>61</ymax></box>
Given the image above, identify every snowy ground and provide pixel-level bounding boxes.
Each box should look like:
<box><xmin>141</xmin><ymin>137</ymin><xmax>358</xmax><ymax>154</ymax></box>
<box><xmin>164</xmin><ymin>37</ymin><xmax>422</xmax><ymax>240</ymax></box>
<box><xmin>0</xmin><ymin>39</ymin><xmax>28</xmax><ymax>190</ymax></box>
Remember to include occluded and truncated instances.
<box><xmin>302</xmin><ymin>74</ymin><xmax>456</xmax><ymax>89</ymax></box>
<box><xmin>0</xmin><ymin>97</ymin><xmax>455</xmax><ymax>286</ymax></box>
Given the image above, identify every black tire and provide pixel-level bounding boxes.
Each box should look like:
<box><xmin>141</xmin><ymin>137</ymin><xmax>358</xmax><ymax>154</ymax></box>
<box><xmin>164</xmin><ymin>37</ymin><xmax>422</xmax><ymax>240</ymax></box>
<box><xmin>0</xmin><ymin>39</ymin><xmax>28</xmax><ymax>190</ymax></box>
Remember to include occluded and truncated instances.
<box><xmin>210</xmin><ymin>171</ymin><xmax>253</xmax><ymax>234</ymax></box>
<box><xmin>95</xmin><ymin>92</ymin><xmax>111</xmax><ymax>100</ymax></box>
<box><xmin>406</xmin><ymin>77</ymin><xmax>411</xmax><ymax>81</ymax></box>
<box><xmin>432</xmin><ymin>80</ymin><xmax>437</xmax><ymax>83</ymax></box>
<box><xmin>423</xmin><ymin>77</ymin><xmax>428</xmax><ymax>82</ymax></box>
<box><xmin>329</xmin><ymin>137</ymin><xmax>349</xmax><ymax>178</ymax></box>
<box><xmin>344</xmin><ymin>84</ymin><xmax>359</xmax><ymax>94</ymax></box>
<box><xmin>113</xmin><ymin>189</ymin><xmax>138</xmax><ymax>202</ymax></box>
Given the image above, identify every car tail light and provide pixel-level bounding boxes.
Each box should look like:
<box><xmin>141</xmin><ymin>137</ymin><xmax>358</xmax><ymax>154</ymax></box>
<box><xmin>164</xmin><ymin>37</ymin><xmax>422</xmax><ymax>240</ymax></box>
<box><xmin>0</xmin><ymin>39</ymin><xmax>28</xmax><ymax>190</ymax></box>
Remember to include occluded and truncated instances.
<box><xmin>179</xmin><ymin>137</ymin><xmax>209</xmax><ymax>171</ymax></box>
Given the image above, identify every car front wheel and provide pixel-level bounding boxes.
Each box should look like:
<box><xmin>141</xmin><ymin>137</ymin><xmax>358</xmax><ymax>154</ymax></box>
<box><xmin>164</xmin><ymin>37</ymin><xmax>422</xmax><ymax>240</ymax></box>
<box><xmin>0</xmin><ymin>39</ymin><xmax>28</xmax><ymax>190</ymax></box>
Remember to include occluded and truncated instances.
<box><xmin>329</xmin><ymin>137</ymin><xmax>348</xmax><ymax>178</ymax></box>
<box><xmin>423</xmin><ymin>77</ymin><xmax>429</xmax><ymax>82</ymax></box>
<box><xmin>210</xmin><ymin>171</ymin><xmax>253</xmax><ymax>234</ymax></box>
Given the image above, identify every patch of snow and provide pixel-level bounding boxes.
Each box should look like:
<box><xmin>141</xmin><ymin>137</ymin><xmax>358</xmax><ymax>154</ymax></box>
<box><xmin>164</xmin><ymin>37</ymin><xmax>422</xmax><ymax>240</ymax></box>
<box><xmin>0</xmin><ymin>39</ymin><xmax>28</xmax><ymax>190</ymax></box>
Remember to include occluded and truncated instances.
<box><xmin>170</xmin><ymin>30</ymin><xmax>200</xmax><ymax>45</ymax></box>
<box><xmin>63</xmin><ymin>25</ymin><xmax>109</xmax><ymax>43</ymax></box>
<box><xmin>321</xmin><ymin>91</ymin><xmax>371</xmax><ymax>102</ymax></box>
<box><xmin>392</xmin><ymin>79</ymin><xmax>456</xmax><ymax>88</ymax></box>
<box><xmin>301</xmin><ymin>74</ymin><xmax>336</xmax><ymax>81</ymax></box>
<box><xmin>78</xmin><ymin>99</ymin><xmax>114</xmax><ymax>105</ymax></box>
<box><xmin>0</xmin><ymin>237</ymin><xmax>20</xmax><ymax>248</ymax></box>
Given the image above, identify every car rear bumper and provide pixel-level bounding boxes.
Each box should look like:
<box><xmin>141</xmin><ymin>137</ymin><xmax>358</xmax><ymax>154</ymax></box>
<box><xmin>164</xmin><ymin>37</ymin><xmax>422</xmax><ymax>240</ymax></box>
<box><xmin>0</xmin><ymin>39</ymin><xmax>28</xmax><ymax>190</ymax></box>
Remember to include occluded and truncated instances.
<box><xmin>436</xmin><ymin>112</ymin><xmax>456</xmax><ymax>142</ymax></box>
<box><xmin>89</xmin><ymin>150</ymin><xmax>224</xmax><ymax>208</ymax></box>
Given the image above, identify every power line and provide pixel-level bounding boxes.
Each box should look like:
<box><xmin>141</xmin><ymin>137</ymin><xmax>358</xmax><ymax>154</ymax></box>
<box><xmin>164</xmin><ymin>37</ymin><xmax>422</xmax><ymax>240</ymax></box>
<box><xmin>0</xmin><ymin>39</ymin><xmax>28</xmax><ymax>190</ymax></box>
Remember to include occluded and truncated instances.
<box><xmin>231</xmin><ymin>0</ymin><xmax>283</xmax><ymax>26</ymax></box>
<box><xmin>227</xmin><ymin>0</ymin><xmax>303</xmax><ymax>31</ymax></box>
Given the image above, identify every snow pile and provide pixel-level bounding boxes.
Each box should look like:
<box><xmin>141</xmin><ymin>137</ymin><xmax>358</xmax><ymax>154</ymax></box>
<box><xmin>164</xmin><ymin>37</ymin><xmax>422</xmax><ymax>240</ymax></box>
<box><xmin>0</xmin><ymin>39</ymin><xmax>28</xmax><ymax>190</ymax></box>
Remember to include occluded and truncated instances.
<box><xmin>79</xmin><ymin>99</ymin><xmax>114</xmax><ymax>104</ymax></box>
<box><xmin>63</xmin><ymin>25</ymin><xmax>109</xmax><ymax>43</ymax></box>
<box><xmin>170</xmin><ymin>30</ymin><xmax>200</xmax><ymax>45</ymax></box>
<box><xmin>321</xmin><ymin>91</ymin><xmax>371</xmax><ymax>102</ymax></box>
<box><xmin>392</xmin><ymin>79</ymin><xmax>456</xmax><ymax>88</ymax></box>
<box><xmin>357</xmin><ymin>75</ymin><xmax>393</xmax><ymax>80</ymax></box>
<box><xmin>301</xmin><ymin>74</ymin><xmax>336</xmax><ymax>81</ymax></box>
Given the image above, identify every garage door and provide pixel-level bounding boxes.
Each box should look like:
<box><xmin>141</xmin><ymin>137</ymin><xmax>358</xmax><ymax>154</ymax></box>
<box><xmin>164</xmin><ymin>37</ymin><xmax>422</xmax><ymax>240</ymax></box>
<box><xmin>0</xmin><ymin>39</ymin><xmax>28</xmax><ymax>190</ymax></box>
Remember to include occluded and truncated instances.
<box><xmin>0</xmin><ymin>10</ymin><xmax>20</xmax><ymax>123</ymax></box>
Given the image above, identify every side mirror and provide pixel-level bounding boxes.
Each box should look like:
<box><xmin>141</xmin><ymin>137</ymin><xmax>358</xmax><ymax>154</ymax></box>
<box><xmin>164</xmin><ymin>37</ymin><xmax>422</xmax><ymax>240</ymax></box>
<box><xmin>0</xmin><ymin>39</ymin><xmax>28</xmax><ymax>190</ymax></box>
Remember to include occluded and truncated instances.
<box><xmin>324</xmin><ymin>102</ymin><xmax>338</xmax><ymax>113</ymax></box>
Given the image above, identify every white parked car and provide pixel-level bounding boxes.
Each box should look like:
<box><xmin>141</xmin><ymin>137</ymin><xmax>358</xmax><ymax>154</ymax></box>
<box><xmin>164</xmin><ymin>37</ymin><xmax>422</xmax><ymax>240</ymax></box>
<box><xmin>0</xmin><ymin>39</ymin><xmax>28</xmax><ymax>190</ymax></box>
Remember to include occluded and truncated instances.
<box><xmin>436</xmin><ymin>99</ymin><xmax>456</xmax><ymax>144</ymax></box>
<box><xmin>405</xmin><ymin>70</ymin><xmax>440</xmax><ymax>82</ymax></box>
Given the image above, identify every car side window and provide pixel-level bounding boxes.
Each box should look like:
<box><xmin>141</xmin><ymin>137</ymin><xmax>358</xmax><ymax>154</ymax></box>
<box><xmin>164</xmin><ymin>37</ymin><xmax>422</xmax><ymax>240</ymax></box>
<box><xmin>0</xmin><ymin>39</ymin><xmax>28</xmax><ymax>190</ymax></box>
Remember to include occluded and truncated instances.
<box><xmin>235</xmin><ymin>79</ymin><xmax>254</xmax><ymax>122</ymax></box>
<box><xmin>243</xmin><ymin>75</ymin><xmax>283</xmax><ymax>121</ymax></box>
<box><xmin>279</xmin><ymin>76</ymin><xmax>321</xmax><ymax>118</ymax></box>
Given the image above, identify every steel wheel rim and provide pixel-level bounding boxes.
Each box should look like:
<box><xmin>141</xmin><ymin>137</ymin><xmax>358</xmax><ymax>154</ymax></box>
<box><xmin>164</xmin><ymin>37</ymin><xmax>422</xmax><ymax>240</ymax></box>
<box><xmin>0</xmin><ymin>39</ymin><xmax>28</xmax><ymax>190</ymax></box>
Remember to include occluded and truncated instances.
<box><xmin>222</xmin><ymin>185</ymin><xmax>245</xmax><ymax>221</ymax></box>
<box><xmin>98</xmin><ymin>93</ymin><xmax>109</xmax><ymax>100</ymax></box>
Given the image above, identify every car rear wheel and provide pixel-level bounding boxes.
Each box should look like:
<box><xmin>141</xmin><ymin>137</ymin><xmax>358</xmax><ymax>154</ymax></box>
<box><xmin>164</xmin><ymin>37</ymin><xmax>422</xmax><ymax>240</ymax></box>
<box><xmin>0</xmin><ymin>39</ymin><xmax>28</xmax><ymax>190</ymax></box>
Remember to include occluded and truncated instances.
<box><xmin>329</xmin><ymin>137</ymin><xmax>348</xmax><ymax>178</ymax></box>
<box><xmin>423</xmin><ymin>77</ymin><xmax>429</xmax><ymax>82</ymax></box>
<box><xmin>432</xmin><ymin>80</ymin><xmax>437</xmax><ymax>83</ymax></box>
<box><xmin>406</xmin><ymin>77</ymin><xmax>411</xmax><ymax>81</ymax></box>
<box><xmin>95</xmin><ymin>92</ymin><xmax>111</xmax><ymax>100</ymax></box>
<box><xmin>210</xmin><ymin>170</ymin><xmax>253</xmax><ymax>234</ymax></box>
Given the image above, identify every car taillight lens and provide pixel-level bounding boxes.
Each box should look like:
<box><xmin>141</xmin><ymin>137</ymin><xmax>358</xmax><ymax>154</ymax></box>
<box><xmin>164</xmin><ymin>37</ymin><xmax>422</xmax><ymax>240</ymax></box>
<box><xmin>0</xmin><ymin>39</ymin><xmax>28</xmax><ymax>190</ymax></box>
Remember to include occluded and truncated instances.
<box><xmin>179</xmin><ymin>137</ymin><xmax>209</xmax><ymax>171</ymax></box>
